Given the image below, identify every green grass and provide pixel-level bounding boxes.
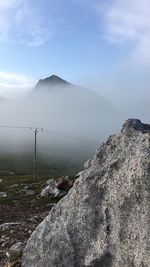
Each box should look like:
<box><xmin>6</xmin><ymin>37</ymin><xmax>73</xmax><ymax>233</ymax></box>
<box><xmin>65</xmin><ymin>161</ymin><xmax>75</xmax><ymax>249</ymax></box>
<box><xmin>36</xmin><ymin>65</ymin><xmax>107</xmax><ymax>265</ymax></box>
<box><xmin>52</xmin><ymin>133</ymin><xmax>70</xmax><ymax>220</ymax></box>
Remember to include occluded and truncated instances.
<box><xmin>0</xmin><ymin>174</ymin><xmax>51</xmax><ymax>209</ymax></box>
<box><xmin>0</xmin><ymin>152</ymin><xmax>80</xmax><ymax>222</ymax></box>
<box><xmin>0</xmin><ymin>153</ymin><xmax>82</xmax><ymax>176</ymax></box>
<box><xmin>0</xmin><ymin>153</ymin><xmax>80</xmax><ymax>266</ymax></box>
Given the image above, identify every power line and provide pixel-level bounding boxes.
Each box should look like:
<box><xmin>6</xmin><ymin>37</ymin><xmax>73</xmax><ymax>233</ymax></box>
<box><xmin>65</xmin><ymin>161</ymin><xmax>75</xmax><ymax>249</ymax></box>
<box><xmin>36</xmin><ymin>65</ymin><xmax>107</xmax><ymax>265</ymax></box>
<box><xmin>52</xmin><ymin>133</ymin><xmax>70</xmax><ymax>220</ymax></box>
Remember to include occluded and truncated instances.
<box><xmin>0</xmin><ymin>125</ymin><xmax>99</xmax><ymax>178</ymax></box>
<box><xmin>0</xmin><ymin>125</ymin><xmax>99</xmax><ymax>145</ymax></box>
<box><xmin>45</xmin><ymin>129</ymin><xmax>99</xmax><ymax>145</ymax></box>
<box><xmin>0</xmin><ymin>125</ymin><xmax>37</xmax><ymax>130</ymax></box>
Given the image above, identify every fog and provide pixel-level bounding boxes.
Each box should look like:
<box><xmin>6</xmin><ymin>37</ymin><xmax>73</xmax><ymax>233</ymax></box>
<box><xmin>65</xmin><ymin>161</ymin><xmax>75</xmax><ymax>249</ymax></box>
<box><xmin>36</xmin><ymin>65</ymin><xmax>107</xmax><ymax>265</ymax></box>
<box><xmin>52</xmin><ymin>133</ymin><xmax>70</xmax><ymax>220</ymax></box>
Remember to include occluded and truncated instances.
<box><xmin>0</xmin><ymin>82</ymin><xmax>149</xmax><ymax>174</ymax></box>
<box><xmin>0</xmin><ymin>85</ymin><xmax>119</xmax><ymax>147</ymax></box>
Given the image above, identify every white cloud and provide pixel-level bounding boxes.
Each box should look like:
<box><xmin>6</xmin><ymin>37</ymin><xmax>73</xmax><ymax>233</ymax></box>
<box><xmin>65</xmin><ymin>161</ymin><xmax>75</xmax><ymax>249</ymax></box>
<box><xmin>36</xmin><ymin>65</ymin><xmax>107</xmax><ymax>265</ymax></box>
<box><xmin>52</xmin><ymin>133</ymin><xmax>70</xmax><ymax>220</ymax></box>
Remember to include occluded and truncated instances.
<box><xmin>0</xmin><ymin>71</ymin><xmax>36</xmax><ymax>97</ymax></box>
<box><xmin>0</xmin><ymin>0</ymin><xmax>52</xmax><ymax>46</ymax></box>
<box><xmin>97</xmin><ymin>0</ymin><xmax>150</xmax><ymax>65</ymax></box>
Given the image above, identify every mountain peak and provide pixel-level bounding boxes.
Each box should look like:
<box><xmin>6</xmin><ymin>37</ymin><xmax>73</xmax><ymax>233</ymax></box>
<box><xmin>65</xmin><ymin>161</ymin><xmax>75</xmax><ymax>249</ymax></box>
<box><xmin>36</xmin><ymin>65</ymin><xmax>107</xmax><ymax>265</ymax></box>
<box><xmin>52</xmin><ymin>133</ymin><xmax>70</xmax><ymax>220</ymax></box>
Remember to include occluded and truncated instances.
<box><xmin>34</xmin><ymin>75</ymin><xmax>71</xmax><ymax>92</ymax></box>
<box><xmin>42</xmin><ymin>75</ymin><xmax>70</xmax><ymax>84</ymax></box>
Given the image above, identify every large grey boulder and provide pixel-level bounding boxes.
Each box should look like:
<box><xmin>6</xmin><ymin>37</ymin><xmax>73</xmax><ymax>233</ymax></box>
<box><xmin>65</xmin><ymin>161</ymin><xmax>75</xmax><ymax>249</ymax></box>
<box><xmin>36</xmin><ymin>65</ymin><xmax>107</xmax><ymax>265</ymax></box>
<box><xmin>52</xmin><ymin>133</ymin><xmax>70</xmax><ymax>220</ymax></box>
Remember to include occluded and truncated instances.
<box><xmin>22</xmin><ymin>119</ymin><xmax>150</xmax><ymax>267</ymax></box>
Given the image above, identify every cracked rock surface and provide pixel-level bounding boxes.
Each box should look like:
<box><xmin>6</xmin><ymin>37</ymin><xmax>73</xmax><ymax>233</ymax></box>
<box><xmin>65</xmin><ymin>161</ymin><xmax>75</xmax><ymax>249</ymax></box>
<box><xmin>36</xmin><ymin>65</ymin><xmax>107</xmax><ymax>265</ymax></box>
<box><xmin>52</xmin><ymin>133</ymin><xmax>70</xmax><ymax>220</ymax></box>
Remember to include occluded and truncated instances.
<box><xmin>22</xmin><ymin>119</ymin><xmax>150</xmax><ymax>267</ymax></box>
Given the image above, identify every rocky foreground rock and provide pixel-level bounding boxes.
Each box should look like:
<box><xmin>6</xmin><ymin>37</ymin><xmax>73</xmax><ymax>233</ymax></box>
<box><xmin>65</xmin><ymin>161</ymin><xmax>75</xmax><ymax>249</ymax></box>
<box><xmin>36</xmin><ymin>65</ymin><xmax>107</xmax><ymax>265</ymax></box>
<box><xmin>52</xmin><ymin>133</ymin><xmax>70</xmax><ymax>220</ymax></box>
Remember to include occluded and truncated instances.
<box><xmin>22</xmin><ymin>119</ymin><xmax>150</xmax><ymax>267</ymax></box>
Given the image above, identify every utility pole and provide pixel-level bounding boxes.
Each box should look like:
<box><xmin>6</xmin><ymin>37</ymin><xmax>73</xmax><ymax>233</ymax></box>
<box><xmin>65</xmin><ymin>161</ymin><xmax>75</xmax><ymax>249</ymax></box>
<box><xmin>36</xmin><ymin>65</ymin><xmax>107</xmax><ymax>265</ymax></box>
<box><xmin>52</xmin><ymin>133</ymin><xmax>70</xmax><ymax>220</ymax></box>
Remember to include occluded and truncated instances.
<box><xmin>33</xmin><ymin>128</ymin><xmax>38</xmax><ymax>179</ymax></box>
<box><xmin>32</xmin><ymin>128</ymin><xmax>43</xmax><ymax>179</ymax></box>
<box><xmin>0</xmin><ymin>125</ymin><xmax>43</xmax><ymax>178</ymax></box>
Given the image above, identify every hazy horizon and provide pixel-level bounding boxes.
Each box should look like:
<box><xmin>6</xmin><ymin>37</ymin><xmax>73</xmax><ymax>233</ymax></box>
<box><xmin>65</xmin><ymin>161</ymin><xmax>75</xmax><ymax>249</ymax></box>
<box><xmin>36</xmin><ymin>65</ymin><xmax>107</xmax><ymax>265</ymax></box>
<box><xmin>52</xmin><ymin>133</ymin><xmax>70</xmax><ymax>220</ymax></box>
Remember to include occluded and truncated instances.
<box><xmin>0</xmin><ymin>0</ymin><xmax>149</xmax><ymax>173</ymax></box>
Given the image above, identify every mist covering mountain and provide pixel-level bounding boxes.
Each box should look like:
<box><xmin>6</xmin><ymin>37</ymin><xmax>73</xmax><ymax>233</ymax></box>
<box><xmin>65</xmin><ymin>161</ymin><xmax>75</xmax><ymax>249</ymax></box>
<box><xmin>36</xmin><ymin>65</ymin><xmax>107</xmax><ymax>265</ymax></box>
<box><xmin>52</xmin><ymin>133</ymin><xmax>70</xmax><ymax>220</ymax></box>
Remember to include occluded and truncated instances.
<box><xmin>30</xmin><ymin>74</ymin><xmax>120</xmax><ymax>137</ymax></box>
<box><xmin>0</xmin><ymin>74</ymin><xmax>148</xmax><ymax>174</ymax></box>
<box><xmin>28</xmin><ymin>75</ymin><xmax>121</xmax><ymax>157</ymax></box>
<box><xmin>0</xmin><ymin>74</ymin><xmax>123</xmax><ymax>174</ymax></box>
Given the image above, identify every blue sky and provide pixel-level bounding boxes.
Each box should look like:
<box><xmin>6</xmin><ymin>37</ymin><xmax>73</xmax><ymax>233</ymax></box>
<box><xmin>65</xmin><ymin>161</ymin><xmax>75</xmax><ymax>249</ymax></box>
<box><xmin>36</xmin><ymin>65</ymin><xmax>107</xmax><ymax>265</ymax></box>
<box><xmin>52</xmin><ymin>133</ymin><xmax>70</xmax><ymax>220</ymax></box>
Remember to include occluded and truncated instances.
<box><xmin>0</xmin><ymin>0</ymin><xmax>150</xmax><ymax>99</ymax></box>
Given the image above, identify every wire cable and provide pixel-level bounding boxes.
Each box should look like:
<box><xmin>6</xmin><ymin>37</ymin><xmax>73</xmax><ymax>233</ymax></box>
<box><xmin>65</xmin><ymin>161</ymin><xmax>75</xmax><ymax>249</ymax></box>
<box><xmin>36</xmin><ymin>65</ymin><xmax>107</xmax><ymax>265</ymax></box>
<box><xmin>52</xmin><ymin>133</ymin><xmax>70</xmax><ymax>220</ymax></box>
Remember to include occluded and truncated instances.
<box><xmin>0</xmin><ymin>125</ymin><xmax>99</xmax><ymax>145</ymax></box>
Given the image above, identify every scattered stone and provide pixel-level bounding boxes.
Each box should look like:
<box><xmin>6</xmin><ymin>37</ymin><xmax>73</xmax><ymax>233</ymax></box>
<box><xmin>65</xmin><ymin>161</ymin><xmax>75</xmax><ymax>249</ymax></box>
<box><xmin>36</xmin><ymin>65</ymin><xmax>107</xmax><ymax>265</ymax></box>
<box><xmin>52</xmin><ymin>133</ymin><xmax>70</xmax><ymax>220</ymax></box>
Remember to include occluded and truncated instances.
<box><xmin>0</xmin><ymin>192</ymin><xmax>7</xmax><ymax>198</ymax></box>
<box><xmin>0</xmin><ymin>223</ymin><xmax>21</xmax><ymax>230</ymax></box>
<box><xmin>22</xmin><ymin>119</ymin><xmax>150</xmax><ymax>267</ymax></box>
<box><xmin>25</xmin><ymin>190</ymin><xmax>35</xmax><ymax>196</ymax></box>
<box><xmin>24</xmin><ymin>185</ymin><xmax>29</xmax><ymax>190</ymax></box>
<box><xmin>40</xmin><ymin>179</ymin><xmax>60</xmax><ymax>197</ymax></box>
<box><xmin>9</xmin><ymin>184</ymin><xmax>19</xmax><ymax>188</ymax></box>
<box><xmin>41</xmin><ymin>177</ymin><xmax>74</xmax><ymax>199</ymax></box>
<box><xmin>0</xmin><ymin>179</ymin><xmax>3</xmax><ymax>183</ymax></box>
<box><xmin>8</xmin><ymin>241</ymin><xmax>26</xmax><ymax>260</ymax></box>
<box><xmin>5</xmin><ymin>251</ymin><xmax>9</xmax><ymax>258</ymax></box>
<box><xmin>0</xmin><ymin>175</ymin><xmax>60</xmax><ymax>266</ymax></box>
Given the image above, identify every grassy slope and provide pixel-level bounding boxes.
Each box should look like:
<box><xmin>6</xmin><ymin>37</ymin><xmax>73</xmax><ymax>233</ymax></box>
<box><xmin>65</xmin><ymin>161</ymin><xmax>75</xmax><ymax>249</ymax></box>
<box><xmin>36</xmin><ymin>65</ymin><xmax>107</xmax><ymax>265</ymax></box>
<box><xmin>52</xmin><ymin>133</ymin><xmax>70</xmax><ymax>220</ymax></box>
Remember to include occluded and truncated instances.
<box><xmin>0</xmin><ymin>153</ymin><xmax>82</xmax><ymax>176</ymax></box>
